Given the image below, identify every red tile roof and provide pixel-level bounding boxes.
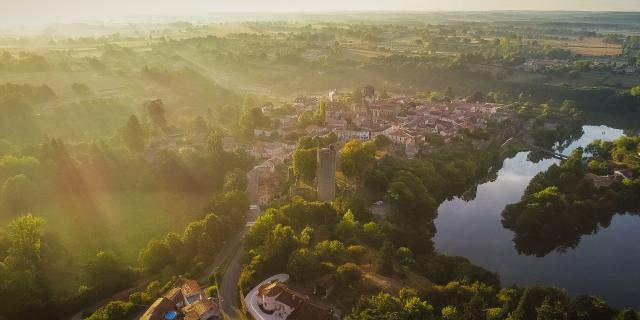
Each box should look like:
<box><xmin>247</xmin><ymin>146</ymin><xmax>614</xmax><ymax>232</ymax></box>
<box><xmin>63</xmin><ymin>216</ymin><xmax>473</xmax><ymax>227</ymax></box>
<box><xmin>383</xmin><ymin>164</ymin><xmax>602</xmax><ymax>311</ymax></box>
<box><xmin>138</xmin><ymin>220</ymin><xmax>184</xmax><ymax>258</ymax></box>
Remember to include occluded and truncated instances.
<box><xmin>140</xmin><ymin>297</ymin><xmax>175</xmax><ymax>320</ymax></box>
<box><xmin>181</xmin><ymin>279</ymin><xmax>202</xmax><ymax>298</ymax></box>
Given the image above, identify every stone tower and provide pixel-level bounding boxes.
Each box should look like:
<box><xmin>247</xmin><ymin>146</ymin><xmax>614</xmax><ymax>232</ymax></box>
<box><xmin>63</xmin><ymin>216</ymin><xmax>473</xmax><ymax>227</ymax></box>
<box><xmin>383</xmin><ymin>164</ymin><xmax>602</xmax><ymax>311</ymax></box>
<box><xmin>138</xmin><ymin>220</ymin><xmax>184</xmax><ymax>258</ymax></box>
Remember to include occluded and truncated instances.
<box><xmin>316</xmin><ymin>145</ymin><xmax>337</xmax><ymax>201</ymax></box>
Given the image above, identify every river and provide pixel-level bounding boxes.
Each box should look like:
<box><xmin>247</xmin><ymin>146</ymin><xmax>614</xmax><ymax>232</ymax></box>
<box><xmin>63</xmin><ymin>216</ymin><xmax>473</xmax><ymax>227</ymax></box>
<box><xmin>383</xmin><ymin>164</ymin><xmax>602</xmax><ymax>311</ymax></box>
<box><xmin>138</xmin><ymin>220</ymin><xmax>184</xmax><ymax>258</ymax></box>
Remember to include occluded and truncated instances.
<box><xmin>434</xmin><ymin>125</ymin><xmax>640</xmax><ymax>309</ymax></box>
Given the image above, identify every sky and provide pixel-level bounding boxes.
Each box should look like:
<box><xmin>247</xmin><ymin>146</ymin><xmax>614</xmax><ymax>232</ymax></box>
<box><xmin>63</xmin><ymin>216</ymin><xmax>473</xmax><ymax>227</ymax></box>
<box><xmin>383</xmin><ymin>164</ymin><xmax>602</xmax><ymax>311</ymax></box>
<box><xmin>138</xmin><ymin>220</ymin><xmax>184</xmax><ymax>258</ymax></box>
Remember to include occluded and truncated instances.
<box><xmin>2</xmin><ymin>0</ymin><xmax>640</xmax><ymax>27</ymax></box>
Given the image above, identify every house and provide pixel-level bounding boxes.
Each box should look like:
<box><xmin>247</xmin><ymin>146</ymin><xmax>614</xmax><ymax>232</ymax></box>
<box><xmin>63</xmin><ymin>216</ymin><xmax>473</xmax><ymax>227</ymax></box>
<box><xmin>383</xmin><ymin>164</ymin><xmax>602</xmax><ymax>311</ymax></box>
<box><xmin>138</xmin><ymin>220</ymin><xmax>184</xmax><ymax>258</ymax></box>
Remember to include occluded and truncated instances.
<box><xmin>247</xmin><ymin>158</ymin><xmax>286</xmax><ymax>205</ymax></box>
<box><xmin>614</xmin><ymin>169</ymin><xmax>635</xmax><ymax>180</ymax></box>
<box><xmin>586</xmin><ymin>173</ymin><xmax>616</xmax><ymax>188</ymax></box>
<box><xmin>382</xmin><ymin>126</ymin><xmax>415</xmax><ymax>145</ymax></box>
<box><xmin>325</xmin><ymin>117</ymin><xmax>347</xmax><ymax>129</ymax></box>
<box><xmin>254</xmin><ymin>128</ymin><xmax>272</xmax><ymax>137</ymax></box>
<box><xmin>256</xmin><ymin>281</ymin><xmax>333</xmax><ymax>320</ymax></box>
<box><xmin>140</xmin><ymin>278</ymin><xmax>220</xmax><ymax>320</ymax></box>
<box><xmin>335</xmin><ymin>128</ymin><xmax>371</xmax><ymax>141</ymax></box>
<box><xmin>140</xmin><ymin>297</ymin><xmax>176</xmax><ymax>320</ymax></box>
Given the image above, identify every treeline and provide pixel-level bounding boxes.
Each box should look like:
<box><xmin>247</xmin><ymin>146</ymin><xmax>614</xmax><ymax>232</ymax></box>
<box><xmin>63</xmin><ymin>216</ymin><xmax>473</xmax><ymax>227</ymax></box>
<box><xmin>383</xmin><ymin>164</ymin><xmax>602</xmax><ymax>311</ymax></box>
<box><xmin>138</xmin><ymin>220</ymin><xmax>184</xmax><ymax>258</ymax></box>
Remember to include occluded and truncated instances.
<box><xmin>503</xmin><ymin>137</ymin><xmax>640</xmax><ymax>257</ymax></box>
<box><xmin>0</xmin><ymin>51</ymin><xmax>50</xmax><ymax>72</ymax></box>
<box><xmin>0</xmin><ymin>82</ymin><xmax>54</xmax><ymax>102</ymax></box>
<box><xmin>347</xmin><ymin>284</ymin><xmax>636</xmax><ymax>320</ymax></box>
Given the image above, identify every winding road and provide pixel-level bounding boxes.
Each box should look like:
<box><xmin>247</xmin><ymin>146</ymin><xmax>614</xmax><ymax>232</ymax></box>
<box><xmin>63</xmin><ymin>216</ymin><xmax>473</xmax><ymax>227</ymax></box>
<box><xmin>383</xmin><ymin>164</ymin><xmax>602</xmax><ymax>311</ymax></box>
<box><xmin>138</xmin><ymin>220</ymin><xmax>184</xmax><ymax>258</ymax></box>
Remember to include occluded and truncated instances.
<box><xmin>217</xmin><ymin>205</ymin><xmax>262</xmax><ymax>319</ymax></box>
<box><xmin>69</xmin><ymin>205</ymin><xmax>261</xmax><ymax>320</ymax></box>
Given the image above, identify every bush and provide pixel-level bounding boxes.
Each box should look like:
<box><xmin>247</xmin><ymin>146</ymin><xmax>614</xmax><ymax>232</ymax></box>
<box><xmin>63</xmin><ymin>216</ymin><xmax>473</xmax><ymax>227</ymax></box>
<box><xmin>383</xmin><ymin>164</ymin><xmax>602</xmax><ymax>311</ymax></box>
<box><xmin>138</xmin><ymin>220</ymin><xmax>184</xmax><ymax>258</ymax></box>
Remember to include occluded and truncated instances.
<box><xmin>346</xmin><ymin>245</ymin><xmax>366</xmax><ymax>261</ymax></box>
<box><xmin>206</xmin><ymin>285</ymin><xmax>218</xmax><ymax>297</ymax></box>
<box><xmin>337</xmin><ymin>263</ymin><xmax>362</xmax><ymax>286</ymax></box>
<box><xmin>129</xmin><ymin>291</ymin><xmax>151</xmax><ymax>305</ymax></box>
<box><xmin>208</xmin><ymin>270</ymin><xmax>221</xmax><ymax>285</ymax></box>
<box><xmin>85</xmin><ymin>300</ymin><xmax>134</xmax><ymax>320</ymax></box>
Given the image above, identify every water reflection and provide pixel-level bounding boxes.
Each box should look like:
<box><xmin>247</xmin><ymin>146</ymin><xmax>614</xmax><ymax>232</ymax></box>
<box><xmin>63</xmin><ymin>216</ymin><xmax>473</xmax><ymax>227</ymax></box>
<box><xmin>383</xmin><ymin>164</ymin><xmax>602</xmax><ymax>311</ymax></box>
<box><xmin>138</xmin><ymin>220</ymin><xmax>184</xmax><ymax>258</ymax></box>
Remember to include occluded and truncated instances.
<box><xmin>434</xmin><ymin>125</ymin><xmax>640</xmax><ymax>309</ymax></box>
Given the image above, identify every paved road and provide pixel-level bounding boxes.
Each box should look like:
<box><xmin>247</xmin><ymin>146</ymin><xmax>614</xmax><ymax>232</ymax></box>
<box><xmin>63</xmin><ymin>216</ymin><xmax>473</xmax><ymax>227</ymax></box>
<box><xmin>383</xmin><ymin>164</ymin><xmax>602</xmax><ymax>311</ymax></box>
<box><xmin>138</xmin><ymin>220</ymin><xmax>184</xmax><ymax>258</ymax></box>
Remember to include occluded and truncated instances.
<box><xmin>218</xmin><ymin>205</ymin><xmax>262</xmax><ymax>319</ymax></box>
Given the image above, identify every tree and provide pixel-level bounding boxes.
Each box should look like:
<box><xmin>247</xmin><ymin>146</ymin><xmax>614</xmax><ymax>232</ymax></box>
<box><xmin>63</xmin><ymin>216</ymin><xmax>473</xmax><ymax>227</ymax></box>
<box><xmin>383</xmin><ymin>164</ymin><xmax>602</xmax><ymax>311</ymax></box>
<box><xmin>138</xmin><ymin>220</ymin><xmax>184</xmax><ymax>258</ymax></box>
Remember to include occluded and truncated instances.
<box><xmin>1</xmin><ymin>174</ymin><xmax>38</xmax><ymax>215</ymax></box>
<box><xmin>630</xmin><ymin>86</ymin><xmax>640</xmax><ymax>97</ymax></box>
<box><xmin>336</xmin><ymin>210</ymin><xmax>359</xmax><ymax>242</ymax></box>
<box><xmin>239</xmin><ymin>106</ymin><xmax>271</xmax><ymax>136</ymax></box>
<box><xmin>314</xmin><ymin>240</ymin><xmax>346</xmax><ymax>263</ymax></box>
<box><xmin>536</xmin><ymin>297</ymin><xmax>567</xmax><ymax>320</ymax></box>
<box><xmin>264</xmin><ymin>224</ymin><xmax>298</xmax><ymax>271</ymax></box>
<box><xmin>378</xmin><ymin>241</ymin><xmax>394</xmax><ymax>276</ymax></box>
<box><xmin>121</xmin><ymin>115</ymin><xmax>145</xmax><ymax>153</ymax></box>
<box><xmin>299</xmin><ymin>226</ymin><xmax>315</xmax><ymax>246</ymax></box>
<box><xmin>618</xmin><ymin>310</ymin><xmax>639</xmax><ymax>320</ymax></box>
<box><xmin>346</xmin><ymin>290</ymin><xmax>434</xmax><ymax>320</ymax></box>
<box><xmin>337</xmin><ymin>262</ymin><xmax>362</xmax><ymax>286</ymax></box>
<box><xmin>340</xmin><ymin>140</ymin><xmax>375</xmax><ymax>181</ymax></box>
<box><xmin>86</xmin><ymin>251</ymin><xmax>132</xmax><ymax>290</ymax></box>
<box><xmin>71</xmin><ymin>82</ymin><xmax>90</xmax><ymax>95</ymax></box>
<box><xmin>0</xmin><ymin>214</ymin><xmax>57</xmax><ymax>319</ymax></box>
<box><xmin>207</xmin><ymin>131</ymin><xmax>224</xmax><ymax>156</ymax></box>
<box><xmin>362</xmin><ymin>221</ymin><xmax>384</xmax><ymax>245</ymax></box>
<box><xmin>292</xmin><ymin>146</ymin><xmax>317</xmax><ymax>182</ymax></box>
<box><xmin>145</xmin><ymin>99</ymin><xmax>168</xmax><ymax>131</ymax></box>
<box><xmin>85</xmin><ymin>300</ymin><xmax>134</xmax><ymax>320</ymax></box>
<box><xmin>139</xmin><ymin>239</ymin><xmax>171</xmax><ymax>273</ymax></box>
<box><xmin>287</xmin><ymin>248</ymin><xmax>319</xmax><ymax>280</ymax></box>
<box><xmin>388</xmin><ymin>170</ymin><xmax>437</xmax><ymax>219</ymax></box>
<box><xmin>223</xmin><ymin>168</ymin><xmax>248</xmax><ymax>192</ymax></box>
<box><xmin>442</xmin><ymin>306</ymin><xmax>459</xmax><ymax>320</ymax></box>
<box><xmin>204</xmin><ymin>190</ymin><xmax>249</xmax><ymax>227</ymax></box>
<box><xmin>203</xmin><ymin>214</ymin><xmax>228</xmax><ymax>244</ymax></box>
<box><xmin>6</xmin><ymin>213</ymin><xmax>46</xmax><ymax>267</ymax></box>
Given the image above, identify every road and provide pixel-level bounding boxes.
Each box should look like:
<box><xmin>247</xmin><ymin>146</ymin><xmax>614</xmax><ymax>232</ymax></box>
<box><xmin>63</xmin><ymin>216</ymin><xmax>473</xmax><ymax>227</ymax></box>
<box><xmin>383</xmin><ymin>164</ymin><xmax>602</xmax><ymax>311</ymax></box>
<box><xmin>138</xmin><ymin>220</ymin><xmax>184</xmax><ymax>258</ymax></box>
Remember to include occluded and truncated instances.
<box><xmin>69</xmin><ymin>205</ymin><xmax>261</xmax><ymax>320</ymax></box>
<box><xmin>218</xmin><ymin>205</ymin><xmax>262</xmax><ymax>319</ymax></box>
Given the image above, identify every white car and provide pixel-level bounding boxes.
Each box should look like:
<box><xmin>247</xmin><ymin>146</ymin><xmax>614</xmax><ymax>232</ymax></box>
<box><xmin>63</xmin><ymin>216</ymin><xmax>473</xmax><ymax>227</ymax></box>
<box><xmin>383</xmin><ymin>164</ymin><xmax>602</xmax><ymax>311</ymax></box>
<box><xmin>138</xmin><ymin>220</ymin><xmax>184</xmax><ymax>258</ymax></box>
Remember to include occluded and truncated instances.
<box><xmin>249</xmin><ymin>205</ymin><xmax>258</xmax><ymax>210</ymax></box>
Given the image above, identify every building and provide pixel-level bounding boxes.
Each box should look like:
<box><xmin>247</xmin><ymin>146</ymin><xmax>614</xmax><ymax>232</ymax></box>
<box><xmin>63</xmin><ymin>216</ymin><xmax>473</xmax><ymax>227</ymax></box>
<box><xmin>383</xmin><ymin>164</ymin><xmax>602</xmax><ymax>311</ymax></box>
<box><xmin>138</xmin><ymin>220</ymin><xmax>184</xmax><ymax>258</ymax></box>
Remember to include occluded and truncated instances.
<box><xmin>335</xmin><ymin>128</ymin><xmax>371</xmax><ymax>142</ymax></box>
<box><xmin>614</xmin><ymin>169</ymin><xmax>635</xmax><ymax>180</ymax></box>
<box><xmin>140</xmin><ymin>278</ymin><xmax>220</xmax><ymax>320</ymax></box>
<box><xmin>363</xmin><ymin>85</ymin><xmax>375</xmax><ymax>101</ymax></box>
<box><xmin>316</xmin><ymin>146</ymin><xmax>337</xmax><ymax>201</ymax></box>
<box><xmin>586</xmin><ymin>173</ymin><xmax>616</xmax><ymax>189</ymax></box>
<box><xmin>256</xmin><ymin>281</ymin><xmax>333</xmax><ymax>320</ymax></box>
<box><xmin>247</xmin><ymin>158</ymin><xmax>286</xmax><ymax>205</ymax></box>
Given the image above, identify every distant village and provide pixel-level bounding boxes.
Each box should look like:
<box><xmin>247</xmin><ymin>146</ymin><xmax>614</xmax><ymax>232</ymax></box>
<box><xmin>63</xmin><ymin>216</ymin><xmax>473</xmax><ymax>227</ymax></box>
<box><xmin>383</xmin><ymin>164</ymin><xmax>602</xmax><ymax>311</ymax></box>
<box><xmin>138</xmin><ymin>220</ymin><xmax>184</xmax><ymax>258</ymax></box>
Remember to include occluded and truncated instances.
<box><xmin>145</xmin><ymin>85</ymin><xmax>519</xmax><ymax>208</ymax></box>
<box><xmin>243</xmin><ymin>85</ymin><xmax>517</xmax><ymax>206</ymax></box>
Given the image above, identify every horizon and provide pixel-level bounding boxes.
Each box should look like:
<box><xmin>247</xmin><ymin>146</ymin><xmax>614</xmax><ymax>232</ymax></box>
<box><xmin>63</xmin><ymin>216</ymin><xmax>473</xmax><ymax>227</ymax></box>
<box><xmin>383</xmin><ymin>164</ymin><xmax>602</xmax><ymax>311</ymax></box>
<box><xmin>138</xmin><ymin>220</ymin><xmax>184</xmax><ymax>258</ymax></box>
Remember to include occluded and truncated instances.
<box><xmin>3</xmin><ymin>0</ymin><xmax>640</xmax><ymax>28</ymax></box>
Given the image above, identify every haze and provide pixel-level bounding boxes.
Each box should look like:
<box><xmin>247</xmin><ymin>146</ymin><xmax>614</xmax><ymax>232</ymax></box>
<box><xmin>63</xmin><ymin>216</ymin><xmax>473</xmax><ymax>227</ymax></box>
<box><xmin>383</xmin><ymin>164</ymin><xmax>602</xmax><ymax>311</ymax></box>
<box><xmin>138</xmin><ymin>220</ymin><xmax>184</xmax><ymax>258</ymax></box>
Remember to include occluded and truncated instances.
<box><xmin>2</xmin><ymin>0</ymin><xmax>640</xmax><ymax>27</ymax></box>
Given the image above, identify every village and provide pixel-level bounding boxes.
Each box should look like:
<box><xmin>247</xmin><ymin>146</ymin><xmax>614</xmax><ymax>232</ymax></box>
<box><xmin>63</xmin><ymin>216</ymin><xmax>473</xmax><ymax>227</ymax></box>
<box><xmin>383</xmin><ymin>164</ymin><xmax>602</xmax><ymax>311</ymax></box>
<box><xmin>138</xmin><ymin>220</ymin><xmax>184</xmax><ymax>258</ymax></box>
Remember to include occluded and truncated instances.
<box><xmin>137</xmin><ymin>86</ymin><xmax>520</xmax><ymax>320</ymax></box>
<box><xmin>242</xmin><ymin>85</ymin><xmax>518</xmax><ymax>206</ymax></box>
